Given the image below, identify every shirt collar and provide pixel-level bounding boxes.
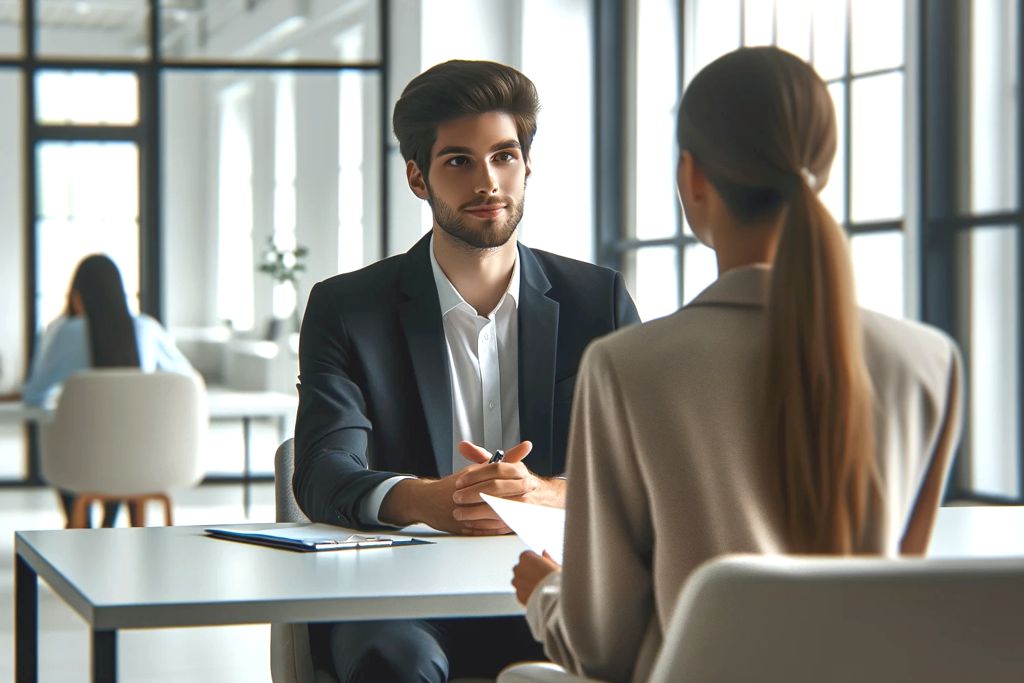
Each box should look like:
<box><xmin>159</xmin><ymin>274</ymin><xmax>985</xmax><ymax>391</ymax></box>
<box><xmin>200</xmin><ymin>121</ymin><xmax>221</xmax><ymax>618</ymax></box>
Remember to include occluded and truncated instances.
<box><xmin>429</xmin><ymin>235</ymin><xmax>521</xmax><ymax>317</ymax></box>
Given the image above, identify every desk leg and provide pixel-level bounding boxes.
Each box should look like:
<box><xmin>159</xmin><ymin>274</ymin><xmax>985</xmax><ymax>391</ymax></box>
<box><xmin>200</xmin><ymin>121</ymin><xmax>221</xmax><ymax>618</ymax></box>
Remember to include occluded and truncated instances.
<box><xmin>242</xmin><ymin>416</ymin><xmax>252</xmax><ymax>518</ymax></box>
<box><xmin>92</xmin><ymin>629</ymin><xmax>117</xmax><ymax>683</ymax></box>
<box><xmin>15</xmin><ymin>554</ymin><xmax>38</xmax><ymax>683</ymax></box>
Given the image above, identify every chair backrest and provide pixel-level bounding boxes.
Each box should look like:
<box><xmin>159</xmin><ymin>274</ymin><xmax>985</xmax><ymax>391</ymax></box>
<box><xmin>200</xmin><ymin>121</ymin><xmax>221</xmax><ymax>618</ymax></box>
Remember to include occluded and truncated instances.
<box><xmin>275</xmin><ymin>438</ymin><xmax>309</xmax><ymax>523</ymax></box>
<box><xmin>649</xmin><ymin>553</ymin><xmax>1024</xmax><ymax>683</ymax></box>
<box><xmin>41</xmin><ymin>369</ymin><xmax>207</xmax><ymax>496</ymax></box>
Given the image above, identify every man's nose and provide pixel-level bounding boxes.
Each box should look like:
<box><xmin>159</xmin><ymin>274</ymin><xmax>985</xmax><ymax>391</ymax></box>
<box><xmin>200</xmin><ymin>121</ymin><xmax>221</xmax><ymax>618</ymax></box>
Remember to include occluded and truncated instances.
<box><xmin>474</xmin><ymin>163</ymin><xmax>499</xmax><ymax>194</ymax></box>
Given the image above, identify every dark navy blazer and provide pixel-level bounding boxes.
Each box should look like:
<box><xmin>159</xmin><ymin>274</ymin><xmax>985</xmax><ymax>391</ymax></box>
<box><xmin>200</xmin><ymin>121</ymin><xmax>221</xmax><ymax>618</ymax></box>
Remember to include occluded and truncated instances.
<box><xmin>293</xmin><ymin>232</ymin><xmax>640</xmax><ymax>529</ymax></box>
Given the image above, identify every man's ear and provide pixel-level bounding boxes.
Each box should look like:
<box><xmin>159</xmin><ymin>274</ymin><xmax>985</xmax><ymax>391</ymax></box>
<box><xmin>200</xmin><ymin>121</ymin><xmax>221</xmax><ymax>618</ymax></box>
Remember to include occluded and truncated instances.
<box><xmin>406</xmin><ymin>160</ymin><xmax>430</xmax><ymax>200</ymax></box>
<box><xmin>524</xmin><ymin>156</ymin><xmax>532</xmax><ymax>179</ymax></box>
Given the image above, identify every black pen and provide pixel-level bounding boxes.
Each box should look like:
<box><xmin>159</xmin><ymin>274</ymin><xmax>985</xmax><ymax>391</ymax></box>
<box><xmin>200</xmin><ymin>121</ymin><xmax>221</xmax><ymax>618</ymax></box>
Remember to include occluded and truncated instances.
<box><xmin>489</xmin><ymin>449</ymin><xmax>505</xmax><ymax>464</ymax></box>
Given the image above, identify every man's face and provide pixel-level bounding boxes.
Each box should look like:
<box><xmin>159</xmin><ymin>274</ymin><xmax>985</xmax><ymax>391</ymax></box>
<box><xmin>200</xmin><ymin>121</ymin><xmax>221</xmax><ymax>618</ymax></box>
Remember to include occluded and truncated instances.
<box><xmin>408</xmin><ymin>111</ymin><xmax>529</xmax><ymax>250</ymax></box>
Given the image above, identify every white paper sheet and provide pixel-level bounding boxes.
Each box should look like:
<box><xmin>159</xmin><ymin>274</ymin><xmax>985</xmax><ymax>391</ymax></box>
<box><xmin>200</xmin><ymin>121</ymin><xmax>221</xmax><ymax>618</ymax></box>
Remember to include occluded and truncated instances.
<box><xmin>480</xmin><ymin>493</ymin><xmax>565</xmax><ymax>564</ymax></box>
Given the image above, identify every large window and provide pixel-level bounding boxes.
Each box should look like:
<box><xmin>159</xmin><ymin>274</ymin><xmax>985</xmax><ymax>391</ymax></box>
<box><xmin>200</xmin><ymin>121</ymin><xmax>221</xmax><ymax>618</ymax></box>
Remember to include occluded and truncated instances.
<box><xmin>616</xmin><ymin>0</ymin><xmax>1024</xmax><ymax>503</ymax></box>
<box><xmin>621</xmin><ymin>0</ymin><xmax>908</xmax><ymax>322</ymax></box>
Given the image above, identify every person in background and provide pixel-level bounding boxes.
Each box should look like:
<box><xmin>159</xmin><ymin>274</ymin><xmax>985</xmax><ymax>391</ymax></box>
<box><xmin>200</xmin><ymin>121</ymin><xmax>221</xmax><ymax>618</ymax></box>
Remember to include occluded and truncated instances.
<box><xmin>22</xmin><ymin>253</ymin><xmax>193</xmax><ymax>528</ymax></box>
<box><xmin>510</xmin><ymin>46</ymin><xmax>963</xmax><ymax>683</ymax></box>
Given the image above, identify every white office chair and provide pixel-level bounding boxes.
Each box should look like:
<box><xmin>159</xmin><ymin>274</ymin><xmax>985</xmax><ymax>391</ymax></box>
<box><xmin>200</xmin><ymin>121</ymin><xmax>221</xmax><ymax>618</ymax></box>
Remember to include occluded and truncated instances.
<box><xmin>271</xmin><ymin>439</ymin><xmax>495</xmax><ymax>683</ymax></box>
<box><xmin>40</xmin><ymin>369</ymin><xmax>207</xmax><ymax>528</ymax></box>
<box><xmin>499</xmin><ymin>553</ymin><xmax>1024</xmax><ymax>683</ymax></box>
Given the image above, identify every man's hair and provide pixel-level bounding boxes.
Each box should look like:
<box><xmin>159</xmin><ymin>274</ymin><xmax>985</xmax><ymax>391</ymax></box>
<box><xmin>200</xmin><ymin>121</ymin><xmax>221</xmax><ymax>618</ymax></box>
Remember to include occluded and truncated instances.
<box><xmin>392</xmin><ymin>60</ymin><xmax>540</xmax><ymax>183</ymax></box>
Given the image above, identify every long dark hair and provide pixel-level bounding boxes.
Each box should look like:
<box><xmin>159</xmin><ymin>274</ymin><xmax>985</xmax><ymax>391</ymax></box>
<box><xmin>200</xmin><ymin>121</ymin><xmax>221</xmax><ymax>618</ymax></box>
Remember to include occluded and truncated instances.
<box><xmin>66</xmin><ymin>254</ymin><xmax>140</xmax><ymax>368</ymax></box>
<box><xmin>677</xmin><ymin>47</ymin><xmax>878</xmax><ymax>553</ymax></box>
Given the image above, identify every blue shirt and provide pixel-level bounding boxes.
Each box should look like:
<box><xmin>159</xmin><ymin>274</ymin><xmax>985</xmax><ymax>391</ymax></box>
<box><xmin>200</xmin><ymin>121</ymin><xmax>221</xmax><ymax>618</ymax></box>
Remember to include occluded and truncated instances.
<box><xmin>22</xmin><ymin>314</ymin><xmax>194</xmax><ymax>407</ymax></box>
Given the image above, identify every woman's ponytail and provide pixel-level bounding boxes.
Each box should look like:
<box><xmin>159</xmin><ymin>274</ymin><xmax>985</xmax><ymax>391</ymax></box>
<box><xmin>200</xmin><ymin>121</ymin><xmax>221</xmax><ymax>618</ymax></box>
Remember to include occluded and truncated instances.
<box><xmin>766</xmin><ymin>176</ymin><xmax>877</xmax><ymax>553</ymax></box>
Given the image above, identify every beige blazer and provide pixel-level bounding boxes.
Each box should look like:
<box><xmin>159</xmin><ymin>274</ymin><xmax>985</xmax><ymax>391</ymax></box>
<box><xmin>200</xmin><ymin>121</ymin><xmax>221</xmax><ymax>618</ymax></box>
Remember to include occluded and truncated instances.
<box><xmin>525</xmin><ymin>265</ymin><xmax>963</xmax><ymax>683</ymax></box>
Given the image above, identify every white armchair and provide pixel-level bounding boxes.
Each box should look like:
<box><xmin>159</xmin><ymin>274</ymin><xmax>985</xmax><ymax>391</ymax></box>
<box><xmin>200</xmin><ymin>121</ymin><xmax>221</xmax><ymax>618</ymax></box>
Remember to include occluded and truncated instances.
<box><xmin>500</xmin><ymin>553</ymin><xmax>1024</xmax><ymax>683</ymax></box>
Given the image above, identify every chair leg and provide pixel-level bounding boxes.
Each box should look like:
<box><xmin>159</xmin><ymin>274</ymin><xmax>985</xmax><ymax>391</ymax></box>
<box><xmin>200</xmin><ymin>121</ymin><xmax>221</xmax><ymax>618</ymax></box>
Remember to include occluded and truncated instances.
<box><xmin>158</xmin><ymin>494</ymin><xmax>173</xmax><ymax>526</ymax></box>
<box><xmin>69</xmin><ymin>496</ymin><xmax>92</xmax><ymax>529</ymax></box>
<box><xmin>127</xmin><ymin>499</ymin><xmax>147</xmax><ymax>527</ymax></box>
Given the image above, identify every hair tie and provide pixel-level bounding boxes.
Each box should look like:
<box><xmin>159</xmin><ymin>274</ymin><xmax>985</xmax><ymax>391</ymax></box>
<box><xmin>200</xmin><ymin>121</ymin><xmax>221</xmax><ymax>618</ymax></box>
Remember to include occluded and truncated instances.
<box><xmin>800</xmin><ymin>167</ymin><xmax>818</xmax><ymax>190</ymax></box>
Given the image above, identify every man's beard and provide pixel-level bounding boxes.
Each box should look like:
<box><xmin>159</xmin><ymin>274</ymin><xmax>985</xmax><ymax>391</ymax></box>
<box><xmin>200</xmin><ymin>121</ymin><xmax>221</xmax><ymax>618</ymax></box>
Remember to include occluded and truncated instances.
<box><xmin>428</xmin><ymin>190</ymin><xmax>526</xmax><ymax>250</ymax></box>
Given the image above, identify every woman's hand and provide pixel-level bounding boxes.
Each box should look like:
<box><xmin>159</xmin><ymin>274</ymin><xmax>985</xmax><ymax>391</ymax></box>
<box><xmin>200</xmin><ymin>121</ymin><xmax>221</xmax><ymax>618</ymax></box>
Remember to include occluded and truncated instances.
<box><xmin>512</xmin><ymin>550</ymin><xmax>561</xmax><ymax>605</ymax></box>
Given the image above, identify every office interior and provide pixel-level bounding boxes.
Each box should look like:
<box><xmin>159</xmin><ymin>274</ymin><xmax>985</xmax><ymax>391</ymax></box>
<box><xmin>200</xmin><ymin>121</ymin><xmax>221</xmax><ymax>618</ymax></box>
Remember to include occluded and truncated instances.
<box><xmin>0</xmin><ymin>0</ymin><xmax>1021</xmax><ymax>680</ymax></box>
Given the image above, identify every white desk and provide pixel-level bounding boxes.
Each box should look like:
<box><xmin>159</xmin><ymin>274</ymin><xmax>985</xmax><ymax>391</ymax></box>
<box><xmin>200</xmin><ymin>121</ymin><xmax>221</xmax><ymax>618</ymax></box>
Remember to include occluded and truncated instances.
<box><xmin>15</xmin><ymin>506</ymin><xmax>1024</xmax><ymax>682</ymax></box>
<box><xmin>15</xmin><ymin>523</ymin><xmax>526</xmax><ymax>682</ymax></box>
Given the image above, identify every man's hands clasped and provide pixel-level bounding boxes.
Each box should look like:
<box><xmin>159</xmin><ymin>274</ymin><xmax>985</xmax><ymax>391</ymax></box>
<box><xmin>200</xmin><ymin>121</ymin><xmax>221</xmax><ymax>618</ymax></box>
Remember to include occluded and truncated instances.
<box><xmin>379</xmin><ymin>439</ymin><xmax>565</xmax><ymax>535</ymax></box>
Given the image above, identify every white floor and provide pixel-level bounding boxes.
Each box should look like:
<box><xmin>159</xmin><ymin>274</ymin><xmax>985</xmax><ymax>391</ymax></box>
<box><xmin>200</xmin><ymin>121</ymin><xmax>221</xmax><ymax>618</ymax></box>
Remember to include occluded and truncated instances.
<box><xmin>0</xmin><ymin>421</ymin><xmax>285</xmax><ymax>682</ymax></box>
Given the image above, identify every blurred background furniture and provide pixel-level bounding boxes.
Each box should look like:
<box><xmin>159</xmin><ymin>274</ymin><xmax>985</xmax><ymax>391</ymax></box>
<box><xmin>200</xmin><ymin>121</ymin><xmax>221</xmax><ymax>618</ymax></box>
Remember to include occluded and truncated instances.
<box><xmin>40</xmin><ymin>369</ymin><xmax>207</xmax><ymax>527</ymax></box>
<box><xmin>498</xmin><ymin>553</ymin><xmax>1024</xmax><ymax>683</ymax></box>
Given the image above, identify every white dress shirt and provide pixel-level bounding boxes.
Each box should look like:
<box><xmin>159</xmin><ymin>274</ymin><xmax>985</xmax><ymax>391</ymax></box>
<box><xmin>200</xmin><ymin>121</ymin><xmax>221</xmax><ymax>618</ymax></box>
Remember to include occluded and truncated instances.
<box><xmin>359</xmin><ymin>236</ymin><xmax>522</xmax><ymax>524</ymax></box>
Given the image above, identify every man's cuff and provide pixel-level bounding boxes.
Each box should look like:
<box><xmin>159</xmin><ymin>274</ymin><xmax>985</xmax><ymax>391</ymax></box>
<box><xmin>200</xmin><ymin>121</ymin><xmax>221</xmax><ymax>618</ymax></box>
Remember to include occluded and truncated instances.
<box><xmin>359</xmin><ymin>475</ymin><xmax>417</xmax><ymax>526</ymax></box>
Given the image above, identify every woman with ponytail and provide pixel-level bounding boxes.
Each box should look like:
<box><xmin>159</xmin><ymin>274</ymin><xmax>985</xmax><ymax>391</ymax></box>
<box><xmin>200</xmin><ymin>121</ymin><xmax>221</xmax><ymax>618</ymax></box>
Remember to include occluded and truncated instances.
<box><xmin>22</xmin><ymin>254</ymin><xmax>194</xmax><ymax>527</ymax></box>
<box><xmin>509</xmin><ymin>47</ymin><xmax>963</xmax><ymax>682</ymax></box>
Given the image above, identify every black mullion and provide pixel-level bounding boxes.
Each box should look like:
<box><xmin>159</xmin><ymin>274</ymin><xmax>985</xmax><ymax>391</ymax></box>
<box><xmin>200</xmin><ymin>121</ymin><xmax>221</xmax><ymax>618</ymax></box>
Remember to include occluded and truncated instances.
<box><xmin>32</xmin><ymin>126</ymin><xmax>142</xmax><ymax>141</ymax></box>
<box><xmin>156</xmin><ymin>60</ymin><xmax>381</xmax><ymax>72</ymax></box>
<box><xmin>21</xmin><ymin>0</ymin><xmax>40</xmax><ymax>484</ymax></box>
<box><xmin>593</xmin><ymin>0</ymin><xmax>626</xmax><ymax>271</ymax></box>
<box><xmin>379</xmin><ymin>0</ymin><xmax>390</xmax><ymax>258</ymax></box>
<box><xmin>140</xmin><ymin>0</ymin><xmax>161</xmax><ymax>318</ymax></box>
<box><xmin>846</xmin><ymin>219</ymin><xmax>905</xmax><ymax>235</ymax></box>
<box><xmin>825</xmin><ymin>65</ymin><xmax>904</xmax><ymax>84</ymax></box>
<box><xmin>21</xmin><ymin>0</ymin><xmax>35</xmax><ymax>359</ymax></box>
<box><xmin>928</xmin><ymin>211</ymin><xmax>1024</xmax><ymax>231</ymax></box>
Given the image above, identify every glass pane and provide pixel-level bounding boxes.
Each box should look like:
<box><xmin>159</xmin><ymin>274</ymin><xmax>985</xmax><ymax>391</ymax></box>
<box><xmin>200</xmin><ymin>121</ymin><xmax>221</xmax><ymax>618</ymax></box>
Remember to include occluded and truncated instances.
<box><xmin>159</xmin><ymin>0</ymin><xmax>379</xmax><ymax>63</ymax></box>
<box><xmin>743</xmin><ymin>0</ymin><xmax>774</xmax><ymax>47</ymax></box>
<box><xmin>682</xmin><ymin>241</ymin><xmax>718</xmax><ymax>305</ymax></box>
<box><xmin>338</xmin><ymin>68</ymin><xmax>382</xmax><ymax>273</ymax></box>
<box><xmin>518</xmin><ymin>0</ymin><xmax>594</xmax><ymax>262</ymax></box>
<box><xmin>36</xmin><ymin>0</ymin><xmax>149</xmax><ymax>60</ymax></box>
<box><xmin>820</xmin><ymin>81</ymin><xmax>846</xmax><ymax>222</ymax></box>
<box><xmin>163</xmin><ymin>70</ymin><xmax>382</xmax><ymax>340</ymax></box>
<box><xmin>776</xmin><ymin>0</ymin><xmax>812</xmax><ymax>61</ymax></box>
<box><xmin>969</xmin><ymin>0</ymin><xmax>1019</xmax><ymax>213</ymax></box>
<box><xmin>634</xmin><ymin>0</ymin><xmax>680</xmax><ymax>241</ymax></box>
<box><xmin>630</xmin><ymin>247</ymin><xmax>681</xmax><ymax>322</ymax></box>
<box><xmin>35</xmin><ymin>70</ymin><xmax>139</xmax><ymax>126</ymax></box>
<box><xmin>850</xmin><ymin>72</ymin><xmax>903</xmax><ymax>222</ymax></box>
<box><xmin>957</xmin><ymin>227</ymin><xmax>1019</xmax><ymax>498</ymax></box>
<box><xmin>36</xmin><ymin>141</ymin><xmax>140</xmax><ymax>329</ymax></box>
<box><xmin>850</xmin><ymin>0</ymin><xmax>904</xmax><ymax>74</ymax></box>
<box><xmin>0</xmin><ymin>70</ymin><xmax>24</xmax><ymax>397</ymax></box>
<box><xmin>849</xmin><ymin>230</ymin><xmax>904</xmax><ymax>318</ymax></box>
<box><xmin>812</xmin><ymin>0</ymin><xmax>845</xmax><ymax>81</ymax></box>
<box><xmin>688</xmin><ymin>0</ymin><xmax>741</xmax><ymax>82</ymax></box>
<box><xmin>0</xmin><ymin>0</ymin><xmax>21</xmax><ymax>55</ymax></box>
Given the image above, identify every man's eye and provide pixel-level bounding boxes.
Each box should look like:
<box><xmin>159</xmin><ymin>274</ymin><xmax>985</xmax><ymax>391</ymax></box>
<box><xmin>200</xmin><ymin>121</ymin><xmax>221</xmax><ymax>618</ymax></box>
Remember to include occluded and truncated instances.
<box><xmin>445</xmin><ymin>157</ymin><xmax>469</xmax><ymax>167</ymax></box>
<box><xmin>495</xmin><ymin>152</ymin><xmax>516</xmax><ymax>162</ymax></box>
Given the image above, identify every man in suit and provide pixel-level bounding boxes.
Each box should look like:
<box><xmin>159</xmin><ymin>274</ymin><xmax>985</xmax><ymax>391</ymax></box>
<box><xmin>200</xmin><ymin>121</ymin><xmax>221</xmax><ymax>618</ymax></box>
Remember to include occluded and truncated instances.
<box><xmin>294</xmin><ymin>59</ymin><xmax>640</xmax><ymax>682</ymax></box>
